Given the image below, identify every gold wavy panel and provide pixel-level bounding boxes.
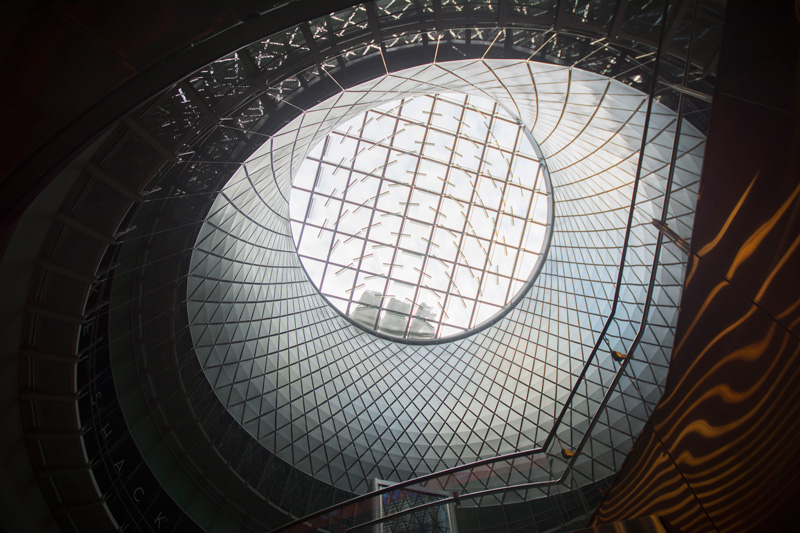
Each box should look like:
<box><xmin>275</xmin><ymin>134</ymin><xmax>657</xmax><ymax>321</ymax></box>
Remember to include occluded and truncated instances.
<box><xmin>594</xmin><ymin>243</ymin><xmax>800</xmax><ymax>531</ymax></box>
<box><xmin>653</xmin><ymin>258</ymin><xmax>800</xmax><ymax>531</ymax></box>
<box><xmin>593</xmin><ymin>423</ymin><xmax>715</xmax><ymax>531</ymax></box>
<box><xmin>591</xmin><ymin>12</ymin><xmax>800</xmax><ymax>526</ymax></box>
<box><xmin>593</xmin><ymin>167</ymin><xmax>800</xmax><ymax>529</ymax></box>
<box><xmin>577</xmin><ymin>514</ymin><xmax>668</xmax><ymax>533</ymax></box>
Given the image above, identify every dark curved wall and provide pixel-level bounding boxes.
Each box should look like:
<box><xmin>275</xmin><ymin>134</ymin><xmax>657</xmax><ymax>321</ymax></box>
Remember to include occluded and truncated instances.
<box><xmin>590</xmin><ymin>1</ymin><xmax>800</xmax><ymax>531</ymax></box>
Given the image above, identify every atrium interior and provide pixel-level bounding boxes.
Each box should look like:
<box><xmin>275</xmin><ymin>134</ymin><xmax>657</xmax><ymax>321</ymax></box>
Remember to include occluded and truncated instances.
<box><xmin>1</xmin><ymin>1</ymin><xmax>798</xmax><ymax>532</ymax></box>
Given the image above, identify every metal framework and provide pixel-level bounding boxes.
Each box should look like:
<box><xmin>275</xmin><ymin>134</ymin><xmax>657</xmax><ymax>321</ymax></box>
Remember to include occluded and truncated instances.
<box><xmin>7</xmin><ymin>1</ymin><xmax>724</xmax><ymax>532</ymax></box>
<box><xmin>284</xmin><ymin>92</ymin><xmax>550</xmax><ymax>340</ymax></box>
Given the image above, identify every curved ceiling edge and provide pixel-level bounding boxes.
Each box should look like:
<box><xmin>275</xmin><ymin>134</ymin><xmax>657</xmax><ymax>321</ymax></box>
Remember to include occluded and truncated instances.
<box><xmin>6</xmin><ymin>1</ymin><xmax>719</xmax><ymax>530</ymax></box>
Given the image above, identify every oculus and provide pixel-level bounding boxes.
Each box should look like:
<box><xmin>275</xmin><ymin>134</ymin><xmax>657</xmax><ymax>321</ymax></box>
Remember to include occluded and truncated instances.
<box><xmin>289</xmin><ymin>93</ymin><xmax>549</xmax><ymax>340</ymax></box>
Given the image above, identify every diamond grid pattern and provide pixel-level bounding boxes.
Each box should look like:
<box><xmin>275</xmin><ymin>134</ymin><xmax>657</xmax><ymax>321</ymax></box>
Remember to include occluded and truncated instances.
<box><xmin>187</xmin><ymin>59</ymin><xmax>705</xmax><ymax>495</ymax></box>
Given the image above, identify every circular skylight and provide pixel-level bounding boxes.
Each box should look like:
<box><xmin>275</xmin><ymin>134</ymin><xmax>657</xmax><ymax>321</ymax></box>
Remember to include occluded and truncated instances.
<box><xmin>289</xmin><ymin>93</ymin><xmax>549</xmax><ymax>340</ymax></box>
<box><xmin>187</xmin><ymin>58</ymin><xmax>705</xmax><ymax>495</ymax></box>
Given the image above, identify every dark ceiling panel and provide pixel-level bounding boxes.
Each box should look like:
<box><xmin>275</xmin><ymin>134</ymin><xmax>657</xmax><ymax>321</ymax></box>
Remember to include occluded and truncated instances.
<box><xmin>0</xmin><ymin>105</ymin><xmax>58</xmax><ymax>197</ymax></box>
<box><xmin>713</xmin><ymin>0</ymin><xmax>800</xmax><ymax>112</ymax></box>
<box><xmin>0</xmin><ymin>6</ymin><xmax>138</xmax><ymax>183</ymax></box>
<box><xmin>652</xmin><ymin>255</ymin><xmax>800</xmax><ymax>532</ymax></box>
<box><xmin>55</xmin><ymin>0</ymin><xmax>242</xmax><ymax>70</ymax></box>
<box><xmin>592</xmin><ymin>422</ymin><xmax>716</xmax><ymax>531</ymax></box>
<box><xmin>0</xmin><ymin>0</ymin><xmax>384</xmax><ymax>228</ymax></box>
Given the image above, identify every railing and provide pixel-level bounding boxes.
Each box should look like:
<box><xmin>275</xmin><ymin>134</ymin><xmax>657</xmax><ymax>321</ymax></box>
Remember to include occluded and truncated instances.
<box><xmin>272</xmin><ymin>0</ymin><xmax>709</xmax><ymax>530</ymax></box>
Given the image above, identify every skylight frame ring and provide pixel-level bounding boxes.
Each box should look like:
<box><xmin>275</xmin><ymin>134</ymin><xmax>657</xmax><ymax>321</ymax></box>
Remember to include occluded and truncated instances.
<box><xmin>287</xmin><ymin>92</ymin><xmax>556</xmax><ymax>345</ymax></box>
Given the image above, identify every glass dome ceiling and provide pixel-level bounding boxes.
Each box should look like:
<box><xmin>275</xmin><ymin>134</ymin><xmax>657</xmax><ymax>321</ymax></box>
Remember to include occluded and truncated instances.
<box><xmin>187</xmin><ymin>57</ymin><xmax>705</xmax><ymax>495</ymax></box>
<box><xmin>8</xmin><ymin>0</ymin><xmax>723</xmax><ymax>529</ymax></box>
<box><xmin>289</xmin><ymin>93</ymin><xmax>550</xmax><ymax>340</ymax></box>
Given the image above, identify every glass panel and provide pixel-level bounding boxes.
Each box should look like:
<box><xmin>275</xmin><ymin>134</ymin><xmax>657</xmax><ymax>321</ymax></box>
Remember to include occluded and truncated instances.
<box><xmin>289</xmin><ymin>93</ymin><xmax>549</xmax><ymax>340</ymax></box>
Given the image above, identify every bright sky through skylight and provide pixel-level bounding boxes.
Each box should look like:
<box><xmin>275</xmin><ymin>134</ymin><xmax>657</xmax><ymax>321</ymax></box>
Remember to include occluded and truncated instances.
<box><xmin>290</xmin><ymin>93</ymin><xmax>549</xmax><ymax>340</ymax></box>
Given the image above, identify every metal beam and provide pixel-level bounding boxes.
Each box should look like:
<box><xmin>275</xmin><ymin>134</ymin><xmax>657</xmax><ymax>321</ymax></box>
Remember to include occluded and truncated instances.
<box><xmin>36</xmin><ymin>258</ymin><xmax>96</xmax><ymax>285</ymax></box>
<box><xmin>236</xmin><ymin>47</ymin><xmax>260</xmax><ymax>77</ymax></box>
<box><xmin>20</xmin><ymin>388</ymin><xmax>79</xmax><ymax>402</ymax></box>
<box><xmin>55</xmin><ymin>211</ymin><xmax>115</xmax><ymax>245</ymax></box>
<box><xmin>25</xmin><ymin>301</ymin><xmax>86</xmax><ymax>324</ymax></box>
<box><xmin>663</xmin><ymin>0</ymin><xmax>691</xmax><ymax>50</ymax></box>
<box><xmin>87</xmin><ymin>162</ymin><xmax>143</xmax><ymax>202</ymax></box>
<box><xmin>498</xmin><ymin>0</ymin><xmax>508</xmax><ymax>27</ymax></box>
<box><xmin>19</xmin><ymin>344</ymin><xmax>79</xmax><ymax>363</ymax></box>
<box><xmin>666</xmin><ymin>83</ymin><xmax>712</xmax><ymax>102</ymax></box>
<box><xmin>432</xmin><ymin>0</ymin><xmax>443</xmax><ymax>31</ymax></box>
<box><xmin>608</xmin><ymin>0</ymin><xmax>629</xmax><ymax>41</ymax></box>
<box><xmin>123</xmin><ymin>116</ymin><xmax>177</xmax><ymax>162</ymax></box>
<box><xmin>554</xmin><ymin>0</ymin><xmax>569</xmax><ymax>29</ymax></box>
<box><xmin>24</xmin><ymin>428</ymin><xmax>84</xmax><ymax>440</ymax></box>
<box><xmin>651</xmin><ymin>218</ymin><xmax>690</xmax><ymax>253</ymax></box>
